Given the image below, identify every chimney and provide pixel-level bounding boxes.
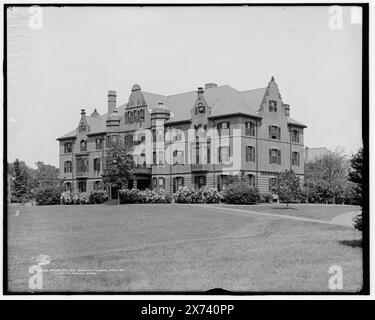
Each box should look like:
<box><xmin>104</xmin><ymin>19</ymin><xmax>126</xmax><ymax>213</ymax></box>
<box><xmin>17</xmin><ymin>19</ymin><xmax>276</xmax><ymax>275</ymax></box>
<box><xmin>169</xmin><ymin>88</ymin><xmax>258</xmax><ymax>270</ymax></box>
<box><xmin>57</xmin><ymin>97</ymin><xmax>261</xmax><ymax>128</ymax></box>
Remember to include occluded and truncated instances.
<box><xmin>108</xmin><ymin>90</ymin><xmax>117</xmax><ymax>115</ymax></box>
<box><xmin>81</xmin><ymin>109</ymin><xmax>86</xmax><ymax>118</ymax></box>
<box><xmin>205</xmin><ymin>83</ymin><xmax>218</xmax><ymax>89</ymax></box>
<box><xmin>197</xmin><ymin>87</ymin><xmax>204</xmax><ymax>100</ymax></box>
<box><xmin>284</xmin><ymin>104</ymin><xmax>290</xmax><ymax>117</ymax></box>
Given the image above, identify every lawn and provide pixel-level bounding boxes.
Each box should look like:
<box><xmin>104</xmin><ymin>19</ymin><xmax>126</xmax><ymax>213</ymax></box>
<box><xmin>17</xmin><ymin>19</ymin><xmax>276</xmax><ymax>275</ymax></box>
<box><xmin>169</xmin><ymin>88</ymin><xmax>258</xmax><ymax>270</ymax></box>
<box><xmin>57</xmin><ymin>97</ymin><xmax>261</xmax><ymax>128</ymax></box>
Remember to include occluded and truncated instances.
<box><xmin>7</xmin><ymin>203</ymin><xmax>362</xmax><ymax>293</ymax></box>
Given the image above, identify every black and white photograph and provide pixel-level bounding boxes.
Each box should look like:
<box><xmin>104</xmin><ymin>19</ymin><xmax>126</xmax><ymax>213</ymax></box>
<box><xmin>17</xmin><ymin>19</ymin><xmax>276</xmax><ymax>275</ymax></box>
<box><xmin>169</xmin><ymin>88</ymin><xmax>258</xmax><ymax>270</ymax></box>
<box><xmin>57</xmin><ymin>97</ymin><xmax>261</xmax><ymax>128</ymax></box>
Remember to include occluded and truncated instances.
<box><xmin>3</xmin><ymin>2</ymin><xmax>369</xmax><ymax>297</ymax></box>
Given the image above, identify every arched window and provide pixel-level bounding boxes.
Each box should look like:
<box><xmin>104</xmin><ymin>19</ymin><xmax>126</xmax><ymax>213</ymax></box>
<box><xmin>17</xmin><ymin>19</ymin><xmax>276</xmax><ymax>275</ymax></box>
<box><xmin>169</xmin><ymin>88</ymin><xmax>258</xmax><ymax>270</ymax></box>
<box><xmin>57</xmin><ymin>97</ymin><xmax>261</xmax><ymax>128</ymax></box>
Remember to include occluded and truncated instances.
<box><xmin>134</xmin><ymin>110</ymin><xmax>139</xmax><ymax>122</ymax></box>
<box><xmin>79</xmin><ymin>121</ymin><xmax>86</xmax><ymax>132</ymax></box>
<box><xmin>207</xmin><ymin>137</ymin><xmax>211</xmax><ymax>164</ymax></box>
<box><xmin>80</xmin><ymin>140</ymin><xmax>87</xmax><ymax>152</ymax></box>
<box><xmin>130</xmin><ymin>111</ymin><xmax>134</xmax><ymax>123</ymax></box>
<box><xmin>124</xmin><ymin>112</ymin><xmax>128</xmax><ymax>124</ymax></box>
<box><xmin>197</xmin><ymin>103</ymin><xmax>205</xmax><ymax>114</ymax></box>
<box><xmin>140</xmin><ymin>109</ymin><xmax>145</xmax><ymax>121</ymax></box>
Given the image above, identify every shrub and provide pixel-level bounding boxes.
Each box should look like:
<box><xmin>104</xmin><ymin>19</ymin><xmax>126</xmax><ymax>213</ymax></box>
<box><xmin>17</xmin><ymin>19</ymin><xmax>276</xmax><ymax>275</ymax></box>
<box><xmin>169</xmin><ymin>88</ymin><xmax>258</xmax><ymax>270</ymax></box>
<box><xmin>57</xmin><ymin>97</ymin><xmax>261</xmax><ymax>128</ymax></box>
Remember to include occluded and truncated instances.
<box><xmin>34</xmin><ymin>186</ymin><xmax>61</xmax><ymax>206</ymax></box>
<box><xmin>223</xmin><ymin>182</ymin><xmax>261</xmax><ymax>204</ymax></box>
<box><xmin>194</xmin><ymin>186</ymin><xmax>221</xmax><ymax>204</ymax></box>
<box><xmin>60</xmin><ymin>191</ymin><xmax>73</xmax><ymax>205</ymax></box>
<box><xmin>89</xmin><ymin>190</ymin><xmax>109</xmax><ymax>204</ymax></box>
<box><xmin>173</xmin><ymin>186</ymin><xmax>196</xmax><ymax>203</ymax></box>
<box><xmin>260</xmin><ymin>192</ymin><xmax>273</xmax><ymax>203</ymax></box>
<box><xmin>143</xmin><ymin>189</ymin><xmax>172</xmax><ymax>204</ymax></box>
<box><xmin>119</xmin><ymin>188</ymin><xmax>142</xmax><ymax>204</ymax></box>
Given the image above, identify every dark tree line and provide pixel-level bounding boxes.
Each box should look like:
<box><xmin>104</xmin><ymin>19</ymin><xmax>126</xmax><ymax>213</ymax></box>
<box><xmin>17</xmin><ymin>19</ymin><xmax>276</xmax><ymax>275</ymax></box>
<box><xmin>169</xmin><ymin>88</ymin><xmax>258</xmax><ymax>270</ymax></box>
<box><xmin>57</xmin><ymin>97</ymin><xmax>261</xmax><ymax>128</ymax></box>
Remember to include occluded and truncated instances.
<box><xmin>8</xmin><ymin>159</ymin><xmax>59</xmax><ymax>202</ymax></box>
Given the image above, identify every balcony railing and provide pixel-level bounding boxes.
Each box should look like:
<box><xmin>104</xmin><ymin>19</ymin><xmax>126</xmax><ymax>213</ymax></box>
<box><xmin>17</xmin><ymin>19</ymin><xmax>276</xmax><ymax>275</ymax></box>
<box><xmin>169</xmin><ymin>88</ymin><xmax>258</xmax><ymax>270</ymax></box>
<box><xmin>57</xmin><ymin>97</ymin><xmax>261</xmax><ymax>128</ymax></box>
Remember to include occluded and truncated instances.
<box><xmin>132</xmin><ymin>165</ymin><xmax>152</xmax><ymax>175</ymax></box>
<box><xmin>191</xmin><ymin>163</ymin><xmax>209</xmax><ymax>172</ymax></box>
<box><xmin>76</xmin><ymin>171</ymin><xmax>89</xmax><ymax>178</ymax></box>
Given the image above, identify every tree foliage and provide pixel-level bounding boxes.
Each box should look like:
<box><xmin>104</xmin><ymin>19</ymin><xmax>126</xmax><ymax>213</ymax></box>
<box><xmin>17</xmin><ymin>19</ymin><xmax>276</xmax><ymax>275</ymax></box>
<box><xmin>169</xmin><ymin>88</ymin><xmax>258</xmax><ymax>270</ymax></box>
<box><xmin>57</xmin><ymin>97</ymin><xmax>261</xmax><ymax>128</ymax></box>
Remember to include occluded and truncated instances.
<box><xmin>271</xmin><ymin>169</ymin><xmax>302</xmax><ymax>206</ymax></box>
<box><xmin>8</xmin><ymin>159</ymin><xmax>59</xmax><ymax>202</ymax></box>
<box><xmin>304</xmin><ymin>148</ymin><xmax>354</xmax><ymax>204</ymax></box>
<box><xmin>102</xmin><ymin>135</ymin><xmax>134</xmax><ymax>187</ymax></box>
<box><xmin>348</xmin><ymin>148</ymin><xmax>363</xmax><ymax>230</ymax></box>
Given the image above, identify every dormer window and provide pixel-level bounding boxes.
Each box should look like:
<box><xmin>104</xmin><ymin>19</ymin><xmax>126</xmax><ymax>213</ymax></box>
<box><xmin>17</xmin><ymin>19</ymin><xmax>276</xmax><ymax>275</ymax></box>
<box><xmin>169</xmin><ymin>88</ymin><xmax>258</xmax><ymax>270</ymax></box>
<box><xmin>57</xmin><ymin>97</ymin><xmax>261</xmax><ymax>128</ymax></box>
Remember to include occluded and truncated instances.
<box><xmin>269</xmin><ymin>100</ymin><xmax>277</xmax><ymax>112</ymax></box>
<box><xmin>79</xmin><ymin>122</ymin><xmax>86</xmax><ymax>132</ymax></box>
<box><xmin>140</xmin><ymin>109</ymin><xmax>145</xmax><ymax>121</ymax></box>
<box><xmin>80</xmin><ymin>140</ymin><xmax>87</xmax><ymax>152</ymax></box>
<box><xmin>197</xmin><ymin>103</ymin><xmax>205</xmax><ymax>114</ymax></box>
<box><xmin>134</xmin><ymin>110</ymin><xmax>139</xmax><ymax>122</ymax></box>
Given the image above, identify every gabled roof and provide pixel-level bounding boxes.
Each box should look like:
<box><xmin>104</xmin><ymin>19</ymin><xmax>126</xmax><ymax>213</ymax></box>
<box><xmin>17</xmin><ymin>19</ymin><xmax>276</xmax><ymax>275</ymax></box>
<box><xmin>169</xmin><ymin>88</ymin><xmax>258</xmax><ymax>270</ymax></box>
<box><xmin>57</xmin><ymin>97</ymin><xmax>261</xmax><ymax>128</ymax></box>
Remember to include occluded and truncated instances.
<box><xmin>142</xmin><ymin>85</ymin><xmax>261</xmax><ymax>123</ymax></box>
<box><xmin>57</xmin><ymin>82</ymin><xmax>306</xmax><ymax>140</ymax></box>
<box><xmin>239</xmin><ymin>87</ymin><xmax>267</xmax><ymax>112</ymax></box>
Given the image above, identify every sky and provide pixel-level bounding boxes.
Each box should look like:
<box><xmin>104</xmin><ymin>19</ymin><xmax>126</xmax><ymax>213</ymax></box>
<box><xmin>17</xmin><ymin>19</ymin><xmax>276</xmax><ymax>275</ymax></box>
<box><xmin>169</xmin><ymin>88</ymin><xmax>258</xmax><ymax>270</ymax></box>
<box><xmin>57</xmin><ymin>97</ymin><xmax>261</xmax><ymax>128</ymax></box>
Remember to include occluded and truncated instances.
<box><xmin>7</xmin><ymin>5</ymin><xmax>363</xmax><ymax>168</ymax></box>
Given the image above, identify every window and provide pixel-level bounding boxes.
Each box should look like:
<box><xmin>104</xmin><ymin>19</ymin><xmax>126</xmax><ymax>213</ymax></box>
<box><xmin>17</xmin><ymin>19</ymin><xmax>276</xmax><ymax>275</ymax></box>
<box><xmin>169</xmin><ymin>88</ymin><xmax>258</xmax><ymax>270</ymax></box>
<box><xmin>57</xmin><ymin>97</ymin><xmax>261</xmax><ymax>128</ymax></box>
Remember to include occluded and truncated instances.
<box><xmin>65</xmin><ymin>182</ymin><xmax>72</xmax><ymax>192</ymax></box>
<box><xmin>152</xmin><ymin>129</ymin><xmax>156</xmax><ymax>143</ymax></box>
<box><xmin>194</xmin><ymin>176</ymin><xmax>206</xmax><ymax>190</ymax></box>
<box><xmin>172</xmin><ymin>129</ymin><xmax>183</xmax><ymax>141</ymax></box>
<box><xmin>152</xmin><ymin>178</ymin><xmax>157</xmax><ymax>190</ymax></box>
<box><xmin>125</xmin><ymin>134</ymin><xmax>133</xmax><ymax>146</ymax></box>
<box><xmin>157</xmin><ymin>129</ymin><xmax>164</xmax><ymax>142</ymax></box>
<box><xmin>64</xmin><ymin>161</ymin><xmax>72</xmax><ymax>173</ymax></box>
<box><xmin>95</xmin><ymin>138</ymin><xmax>103</xmax><ymax>149</ymax></box>
<box><xmin>291</xmin><ymin>129</ymin><xmax>300</xmax><ymax>143</ymax></box>
<box><xmin>246</xmin><ymin>146</ymin><xmax>256</xmax><ymax>162</ymax></box>
<box><xmin>93</xmin><ymin>158</ymin><xmax>100</xmax><ymax>172</ymax></box>
<box><xmin>153</xmin><ymin>151</ymin><xmax>157</xmax><ymax>165</ymax></box>
<box><xmin>269</xmin><ymin>178</ymin><xmax>276</xmax><ymax>193</ymax></box>
<box><xmin>292</xmin><ymin>152</ymin><xmax>300</xmax><ymax>166</ymax></box>
<box><xmin>173</xmin><ymin>150</ymin><xmax>184</xmax><ymax>165</ymax></box>
<box><xmin>80</xmin><ymin>140</ymin><xmax>87</xmax><ymax>152</ymax></box>
<box><xmin>197</xmin><ymin>103</ymin><xmax>205</xmax><ymax>114</ymax></box>
<box><xmin>195</xmin><ymin>137</ymin><xmax>200</xmax><ymax>164</ymax></box>
<box><xmin>93</xmin><ymin>181</ymin><xmax>101</xmax><ymax>190</ymax></box>
<box><xmin>173</xmin><ymin>177</ymin><xmax>184</xmax><ymax>193</ymax></box>
<box><xmin>76</xmin><ymin>158</ymin><xmax>88</xmax><ymax>172</ymax></box>
<box><xmin>269</xmin><ymin>126</ymin><xmax>281</xmax><ymax>140</ymax></box>
<box><xmin>78</xmin><ymin>181</ymin><xmax>86</xmax><ymax>193</ymax></box>
<box><xmin>245</xmin><ymin>121</ymin><xmax>255</xmax><ymax>136</ymax></box>
<box><xmin>158</xmin><ymin>151</ymin><xmax>164</xmax><ymax>165</ymax></box>
<box><xmin>219</xmin><ymin>146</ymin><xmax>230</xmax><ymax>163</ymax></box>
<box><xmin>158</xmin><ymin>177</ymin><xmax>165</xmax><ymax>191</ymax></box>
<box><xmin>106</xmin><ymin>135</ymin><xmax>112</xmax><ymax>148</ymax></box>
<box><xmin>79</xmin><ymin>121</ymin><xmax>86</xmax><ymax>132</ymax></box>
<box><xmin>134</xmin><ymin>110</ymin><xmax>139</xmax><ymax>122</ymax></box>
<box><xmin>207</xmin><ymin>138</ymin><xmax>211</xmax><ymax>164</ymax></box>
<box><xmin>140</xmin><ymin>109</ymin><xmax>145</xmax><ymax>121</ymax></box>
<box><xmin>217</xmin><ymin>122</ymin><xmax>230</xmax><ymax>136</ymax></box>
<box><xmin>269</xmin><ymin>149</ymin><xmax>281</xmax><ymax>164</ymax></box>
<box><xmin>248</xmin><ymin>174</ymin><xmax>255</xmax><ymax>187</ymax></box>
<box><xmin>269</xmin><ymin>100</ymin><xmax>277</xmax><ymax>112</ymax></box>
<box><xmin>64</xmin><ymin>142</ymin><xmax>72</xmax><ymax>153</ymax></box>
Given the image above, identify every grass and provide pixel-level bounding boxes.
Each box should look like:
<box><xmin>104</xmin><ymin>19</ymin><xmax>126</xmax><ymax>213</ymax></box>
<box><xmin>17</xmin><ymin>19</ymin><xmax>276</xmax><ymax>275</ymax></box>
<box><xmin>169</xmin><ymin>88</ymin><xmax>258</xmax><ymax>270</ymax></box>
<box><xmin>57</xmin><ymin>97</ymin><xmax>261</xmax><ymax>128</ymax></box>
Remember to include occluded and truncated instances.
<box><xmin>7</xmin><ymin>203</ymin><xmax>362</xmax><ymax>293</ymax></box>
<box><xmin>219</xmin><ymin>203</ymin><xmax>360</xmax><ymax>221</ymax></box>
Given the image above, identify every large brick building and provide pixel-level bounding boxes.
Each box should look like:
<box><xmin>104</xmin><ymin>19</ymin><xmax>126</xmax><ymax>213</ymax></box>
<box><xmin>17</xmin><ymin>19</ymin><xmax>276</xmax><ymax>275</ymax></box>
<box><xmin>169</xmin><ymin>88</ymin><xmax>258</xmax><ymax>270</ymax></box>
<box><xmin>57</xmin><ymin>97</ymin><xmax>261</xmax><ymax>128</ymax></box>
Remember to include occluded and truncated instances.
<box><xmin>57</xmin><ymin>77</ymin><xmax>306</xmax><ymax>197</ymax></box>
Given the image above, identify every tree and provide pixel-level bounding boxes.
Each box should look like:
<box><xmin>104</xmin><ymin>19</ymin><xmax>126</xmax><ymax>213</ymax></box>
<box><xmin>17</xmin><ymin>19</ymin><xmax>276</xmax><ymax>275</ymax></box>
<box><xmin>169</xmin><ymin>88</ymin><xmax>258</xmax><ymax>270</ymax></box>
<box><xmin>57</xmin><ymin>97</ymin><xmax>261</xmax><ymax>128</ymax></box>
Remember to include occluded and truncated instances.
<box><xmin>9</xmin><ymin>159</ymin><xmax>30</xmax><ymax>202</ymax></box>
<box><xmin>304</xmin><ymin>148</ymin><xmax>350</xmax><ymax>204</ymax></box>
<box><xmin>271</xmin><ymin>169</ymin><xmax>302</xmax><ymax>206</ymax></box>
<box><xmin>348</xmin><ymin>148</ymin><xmax>363</xmax><ymax>230</ymax></box>
<box><xmin>102</xmin><ymin>135</ymin><xmax>134</xmax><ymax>190</ymax></box>
<box><xmin>34</xmin><ymin>161</ymin><xmax>59</xmax><ymax>187</ymax></box>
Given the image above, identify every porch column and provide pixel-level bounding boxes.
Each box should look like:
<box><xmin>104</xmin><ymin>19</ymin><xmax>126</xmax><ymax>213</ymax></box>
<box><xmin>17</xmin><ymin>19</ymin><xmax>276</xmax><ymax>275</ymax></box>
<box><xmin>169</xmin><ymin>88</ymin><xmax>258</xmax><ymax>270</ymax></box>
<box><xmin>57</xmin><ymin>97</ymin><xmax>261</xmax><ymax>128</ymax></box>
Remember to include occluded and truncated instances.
<box><xmin>133</xmin><ymin>179</ymin><xmax>137</xmax><ymax>189</ymax></box>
